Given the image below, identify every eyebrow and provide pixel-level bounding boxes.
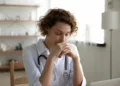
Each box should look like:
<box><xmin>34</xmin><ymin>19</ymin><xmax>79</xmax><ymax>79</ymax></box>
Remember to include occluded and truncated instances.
<box><xmin>56</xmin><ymin>29</ymin><xmax>71</xmax><ymax>34</ymax></box>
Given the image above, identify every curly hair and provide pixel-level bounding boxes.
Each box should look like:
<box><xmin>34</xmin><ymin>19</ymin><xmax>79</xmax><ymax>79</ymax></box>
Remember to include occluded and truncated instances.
<box><xmin>37</xmin><ymin>8</ymin><xmax>78</xmax><ymax>36</ymax></box>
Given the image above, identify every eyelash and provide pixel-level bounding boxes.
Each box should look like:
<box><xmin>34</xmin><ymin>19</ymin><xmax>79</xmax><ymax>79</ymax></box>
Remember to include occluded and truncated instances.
<box><xmin>65</xmin><ymin>33</ymin><xmax>69</xmax><ymax>36</ymax></box>
<box><xmin>56</xmin><ymin>32</ymin><xmax>70</xmax><ymax>36</ymax></box>
<box><xmin>56</xmin><ymin>32</ymin><xmax>61</xmax><ymax>35</ymax></box>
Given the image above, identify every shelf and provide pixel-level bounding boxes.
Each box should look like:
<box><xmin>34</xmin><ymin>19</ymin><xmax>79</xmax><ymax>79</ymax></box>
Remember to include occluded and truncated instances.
<box><xmin>0</xmin><ymin>20</ymin><xmax>39</xmax><ymax>22</ymax></box>
<box><xmin>0</xmin><ymin>35</ymin><xmax>40</xmax><ymax>38</ymax></box>
<box><xmin>0</xmin><ymin>4</ymin><xmax>40</xmax><ymax>7</ymax></box>
<box><xmin>0</xmin><ymin>62</ymin><xmax>24</xmax><ymax>71</ymax></box>
<box><xmin>0</xmin><ymin>50</ymin><xmax>22</xmax><ymax>53</ymax></box>
<box><xmin>0</xmin><ymin>66</ymin><xmax>9</xmax><ymax>70</ymax></box>
<box><xmin>0</xmin><ymin>3</ymin><xmax>39</xmax><ymax>72</ymax></box>
<box><xmin>14</xmin><ymin>61</ymin><xmax>25</xmax><ymax>69</ymax></box>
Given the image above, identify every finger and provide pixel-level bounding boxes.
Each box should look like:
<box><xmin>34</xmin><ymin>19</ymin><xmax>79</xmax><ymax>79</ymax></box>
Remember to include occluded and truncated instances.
<box><xmin>59</xmin><ymin>47</ymin><xmax>70</xmax><ymax>57</ymax></box>
<box><xmin>58</xmin><ymin>51</ymin><xmax>64</xmax><ymax>57</ymax></box>
<box><xmin>62</xmin><ymin>49</ymin><xmax>70</xmax><ymax>55</ymax></box>
<box><xmin>58</xmin><ymin>42</ymin><xmax>68</xmax><ymax>49</ymax></box>
<box><xmin>63</xmin><ymin>45</ymin><xmax>71</xmax><ymax>51</ymax></box>
<box><xmin>58</xmin><ymin>50</ymin><xmax>66</xmax><ymax>57</ymax></box>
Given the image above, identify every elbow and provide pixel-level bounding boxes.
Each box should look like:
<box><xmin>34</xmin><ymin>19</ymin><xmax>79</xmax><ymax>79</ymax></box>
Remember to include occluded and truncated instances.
<box><xmin>73</xmin><ymin>78</ymin><xmax>83</xmax><ymax>86</ymax></box>
<box><xmin>40</xmin><ymin>77</ymin><xmax>51</xmax><ymax>86</ymax></box>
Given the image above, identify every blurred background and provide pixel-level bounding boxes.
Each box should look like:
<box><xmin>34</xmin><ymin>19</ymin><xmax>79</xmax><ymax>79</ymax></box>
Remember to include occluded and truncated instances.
<box><xmin>0</xmin><ymin>0</ymin><xmax>120</xmax><ymax>86</ymax></box>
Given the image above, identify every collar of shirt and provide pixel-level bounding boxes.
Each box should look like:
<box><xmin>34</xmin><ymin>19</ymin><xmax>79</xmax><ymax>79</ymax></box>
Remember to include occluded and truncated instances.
<box><xmin>36</xmin><ymin>38</ymin><xmax>50</xmax><ymax>58</ymax></box>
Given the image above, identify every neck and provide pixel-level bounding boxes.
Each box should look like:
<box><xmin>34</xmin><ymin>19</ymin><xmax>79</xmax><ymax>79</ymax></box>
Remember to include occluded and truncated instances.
<box><xmin>44</xmin><ymin>37</ymin><xmax>52</xmax><ymax>50</ymax></box>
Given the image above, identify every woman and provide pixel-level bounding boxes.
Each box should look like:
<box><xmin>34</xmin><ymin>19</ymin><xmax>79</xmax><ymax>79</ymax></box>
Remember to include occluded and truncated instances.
<box><xmin>23</xmin><ymin>8</ymin><xmax>86</xmax><ymax>86</ymax></box>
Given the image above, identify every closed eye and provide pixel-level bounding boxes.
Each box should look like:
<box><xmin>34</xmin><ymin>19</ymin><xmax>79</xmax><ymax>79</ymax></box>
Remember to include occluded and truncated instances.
<box><xmin>55</xmin><ymin>32</ymin><xmax>62</xmax><ymax>35</ymax></box>
<box><xmin>65</xmin><ymin>33</ymin><xmax>70</xmax><ymax>36</ymax></box>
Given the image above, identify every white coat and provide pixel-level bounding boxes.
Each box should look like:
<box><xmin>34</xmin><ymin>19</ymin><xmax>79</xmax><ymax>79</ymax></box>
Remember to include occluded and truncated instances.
<box><xmin>23</xmin><ymin>38</ymin><xmax>86</xmax><ymax>86</ymax></box>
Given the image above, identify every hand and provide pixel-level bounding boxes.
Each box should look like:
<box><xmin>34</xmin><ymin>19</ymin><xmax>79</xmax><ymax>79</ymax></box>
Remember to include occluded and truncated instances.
<box><xmin>59</xmin><ymin>43</ymin><xmax>78</xmax><ymax>60</ymax></box>
<box><xmin>49</xmin><ymin>42</ymin><xmax>67</xmax><ymax>60</ymax></box>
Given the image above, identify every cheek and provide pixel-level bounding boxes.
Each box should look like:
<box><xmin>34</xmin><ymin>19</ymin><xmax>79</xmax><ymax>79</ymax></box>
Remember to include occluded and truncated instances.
<box><xmin>51</xmin><ymin>36</ymin><xmax>61</xmax><ymax>44</ymax></box>
<box><xmin>49</xmin><ymin>35</ymin><xmax>59</xmax><ymax>44</ymax></box>
<box><xmin>54</xmin><ymin>36</ymin><xmax>61</xmax><ymax>43</ymax></box>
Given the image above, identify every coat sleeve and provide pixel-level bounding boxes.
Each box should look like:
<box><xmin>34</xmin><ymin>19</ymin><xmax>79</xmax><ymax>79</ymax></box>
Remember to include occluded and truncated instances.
<box><xmin>23</xmin><ymin>46</ymin><xmax>42</xmax><ymax>86</ymax></box>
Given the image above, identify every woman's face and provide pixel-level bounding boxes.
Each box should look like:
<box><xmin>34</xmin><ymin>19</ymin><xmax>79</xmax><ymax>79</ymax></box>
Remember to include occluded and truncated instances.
<box><xmin>47</xmin><ymin>22</ymin><xmax>71</xmax><ymax>45</ymax></box>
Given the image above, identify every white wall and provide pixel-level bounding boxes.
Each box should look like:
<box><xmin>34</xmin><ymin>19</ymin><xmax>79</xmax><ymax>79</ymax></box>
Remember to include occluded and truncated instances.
<box><xmin>102</xmin><ymin>0</ymin><xmax>120</xmax><ymax>79</ymax></box>
<box><xmin>79</xmin><ymin>0</ymin><xmax>120</xmax><ymax>84</ymax></box>
<box><xmin>75</xmin><ymin>38</ymin><xmax>110</xmax><ymax>84</ymax></box>
<box><xmin>110</xmin><ymin>0</ymin><xmax>120</xmax><ymax>79</ymax></box>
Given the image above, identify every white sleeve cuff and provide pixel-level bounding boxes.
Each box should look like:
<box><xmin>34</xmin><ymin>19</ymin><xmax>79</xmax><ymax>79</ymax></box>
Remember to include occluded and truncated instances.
<box><xmin>32</xmin><ymin>72</ymin><xmax>42</xmax><ymax>86</ymax></box>
<box><xmin>33</xmin><ymin>80</ymin><xmax>42</xmax><ymax>86</ymax></box>
<box><xmin>81</xmin><ymin>76</ymin><xmax>87</xmax><ymax>86</ymax></box>
<box><xmin>33</xmin><ymin>76</ymin><xmax>42</xmax><ymax>86</ymax></box>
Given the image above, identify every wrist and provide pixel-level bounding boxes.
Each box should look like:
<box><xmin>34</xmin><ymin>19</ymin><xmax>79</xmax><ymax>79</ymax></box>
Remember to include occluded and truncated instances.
<box><xmin>72</xmin><ymin>56</ymin><xmax>79</xmax><ymax>62</ymax></box>
<box><xmin>48</xmin><ymin>54</ymin><xmax>56</xmax><ymax>61</ymax></box>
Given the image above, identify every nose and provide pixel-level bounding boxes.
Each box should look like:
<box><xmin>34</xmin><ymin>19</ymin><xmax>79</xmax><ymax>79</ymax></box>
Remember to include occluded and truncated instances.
<box><xmin>60</xmin><ymin>35</ymin><xmax>66</xmax><ymax>42</ymax></box>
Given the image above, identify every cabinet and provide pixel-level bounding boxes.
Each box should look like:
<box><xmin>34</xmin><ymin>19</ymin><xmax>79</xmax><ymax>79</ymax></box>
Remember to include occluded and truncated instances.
<box><xmin>0</xmin><ymin>3</ymin><xmax>40</xmax><ymax>70</ymax></box>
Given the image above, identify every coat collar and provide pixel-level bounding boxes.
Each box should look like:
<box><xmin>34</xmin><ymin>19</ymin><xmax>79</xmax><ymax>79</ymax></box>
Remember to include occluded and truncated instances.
<box><xmin>35</xmin><ymin>38</ymin><xmax>50</xmax><ymax>58</ymax></box>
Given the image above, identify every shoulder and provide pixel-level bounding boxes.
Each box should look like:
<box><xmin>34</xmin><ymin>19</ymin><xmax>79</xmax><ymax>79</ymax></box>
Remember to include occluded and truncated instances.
<box><xmin>69</xmin><ymin>43</ymin><xmax>80</xmax><ymax>59</ymax></box>
<box><xmin>22</xmin><ymin>43</ymin><xmax>37</xmax><ymax>62</ymax></box>
<box><xmin>23</xmin><ymin>38</ymin><xmax>43</xmax><ymax>52</ymax></box>
<box><xmin>23</xmin><ymin>44</ymin><xmax>36</xmax><ymax>53</ymax></box>
<box><xmin>69</xmin><ymin>43</ymin><xmax>78</xmax><ymax>52</ymax></box>
<box><xmin>67</xmin><ymin>40</ymin><xmax>78</xmax><ymax>51</ymax></box>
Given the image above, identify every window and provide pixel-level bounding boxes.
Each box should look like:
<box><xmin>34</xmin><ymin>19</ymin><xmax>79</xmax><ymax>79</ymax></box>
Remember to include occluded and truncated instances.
<box><xmin>50</xmin><ymin>0</ymin><xmax>105</xmax><ymax>44</ymax></box>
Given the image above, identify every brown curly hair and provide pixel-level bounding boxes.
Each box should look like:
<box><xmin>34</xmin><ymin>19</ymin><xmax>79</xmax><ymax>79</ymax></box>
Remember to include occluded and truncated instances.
<box><xmin>37</xmin><ymin>8</ymin><xmax>78</xmax><ymax>36</ymax></box>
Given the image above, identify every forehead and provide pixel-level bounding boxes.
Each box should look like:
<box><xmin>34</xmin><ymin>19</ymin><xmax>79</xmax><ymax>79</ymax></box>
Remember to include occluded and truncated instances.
<box><xmin>51</xmin><ymin>22</ymin><xmax>71</xmax><ymax>33</ymax></box>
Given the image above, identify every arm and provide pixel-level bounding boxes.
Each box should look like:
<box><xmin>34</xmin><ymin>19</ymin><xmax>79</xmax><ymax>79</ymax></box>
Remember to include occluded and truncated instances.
<box><xmin>23</xmin><ymin>47</ymin><xmax>42</xmax><ymax>86</ymax></box>
<box><xmin>72</xmin><ymin>57</ymin><xmax>83</xmax><ymax>86</ymax></box>
<box><xmin>39</xmin><ymin>55</ymin><xmax>55</xmax><ymax>86</ymax></box>
<box><xmin>23</xmin><ymin>46</ymin><xmax>57</xmax><ymax>86</ymax></box>
<box><xmin>60</xmin><ymin>44</ymin><xmax>86</xmax><ymax>86</ymax></box>
<box><xmin>72</xmin><ymin>45</ymin><xmax>86</xmax><ymax>86</ymax></box>
<box><xmin>23</xmin><ymin>43</ymin><xmax>69</xmax><ymax>86</ymax></box>
<box><xmin>40</xmin><ymin>43</ymin><xmax>68</xmax><ymax>86</ymax></box>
